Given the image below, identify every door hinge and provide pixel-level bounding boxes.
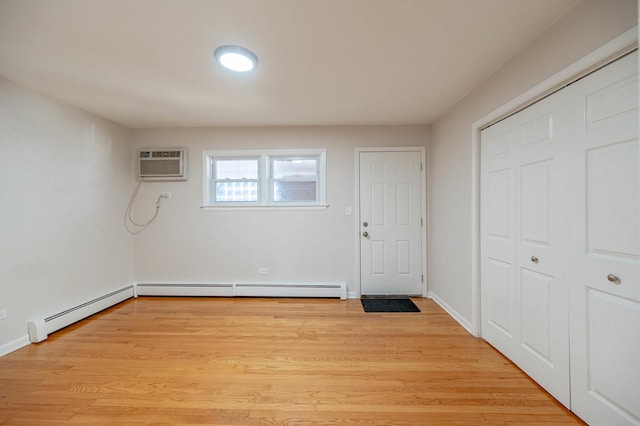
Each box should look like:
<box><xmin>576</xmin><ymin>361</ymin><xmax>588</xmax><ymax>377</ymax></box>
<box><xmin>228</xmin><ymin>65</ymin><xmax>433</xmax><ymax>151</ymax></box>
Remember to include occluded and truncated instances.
<box><xmin>420</xmin><ymin>162</ymin><xmax>423</xmax><ymax>171</ymax></box>
<box><xmin>421</xmin><ymin>218</ymin><xmax>423</xmax><ymax>227</ymax></box>
<box><xmin>421</xmin><ymin>274</ymin><xmax>424</xmax><ymax>283</ymax></box>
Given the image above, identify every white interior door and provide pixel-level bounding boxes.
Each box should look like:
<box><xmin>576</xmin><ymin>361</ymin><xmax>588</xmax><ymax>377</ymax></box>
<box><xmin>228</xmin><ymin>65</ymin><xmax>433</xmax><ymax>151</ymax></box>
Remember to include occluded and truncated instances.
<box><xmin>480</xmin><ymin>91</ymin><xmax>570</xmax><ymax>407</ymax></box>
<box><xmin>566</xmin><ymin>51</ymin><xmax>639</xmax><ymax>426</ymax></box>
<box><xmin>359</xmin><ymin>151</ymin><xmax>422</xmax><ymax>295</ymax></box>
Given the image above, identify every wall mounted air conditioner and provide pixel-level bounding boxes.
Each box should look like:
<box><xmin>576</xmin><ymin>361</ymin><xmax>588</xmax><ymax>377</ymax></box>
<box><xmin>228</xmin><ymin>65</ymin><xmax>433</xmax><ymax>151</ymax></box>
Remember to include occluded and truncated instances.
<box><xmin>137</xmin><ymin>148</ymin><xmax>187</xmax><ymax>181</ymax></box>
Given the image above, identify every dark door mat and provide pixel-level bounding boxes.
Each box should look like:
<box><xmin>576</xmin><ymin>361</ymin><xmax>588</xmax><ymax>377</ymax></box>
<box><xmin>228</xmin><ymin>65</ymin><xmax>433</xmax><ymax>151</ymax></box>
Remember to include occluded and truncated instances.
<box><xmin>361</xmin><ymin>298</ymin><xmax>420</xmax><ymax>313</ymax></box>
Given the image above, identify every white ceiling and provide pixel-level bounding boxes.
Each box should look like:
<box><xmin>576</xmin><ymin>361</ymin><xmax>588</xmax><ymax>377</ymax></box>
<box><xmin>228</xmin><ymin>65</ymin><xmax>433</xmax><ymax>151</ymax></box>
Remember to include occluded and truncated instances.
<box><xmin>0</xmin><ymin>0</ymin><xmax>580</xmax><ymax>129</ymax></box>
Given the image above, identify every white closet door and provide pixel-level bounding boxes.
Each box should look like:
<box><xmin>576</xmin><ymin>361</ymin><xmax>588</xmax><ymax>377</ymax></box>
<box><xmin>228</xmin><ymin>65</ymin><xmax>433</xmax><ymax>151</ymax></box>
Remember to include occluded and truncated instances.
<box><xmin>481</xmin><ymin>90</ymin><xmax>570</xmax><ymax>406</ymax></box>
<box><xmin>567</xmin><ymin>51</ymin><xmax>639</xmax><ymax>426</ymax></box>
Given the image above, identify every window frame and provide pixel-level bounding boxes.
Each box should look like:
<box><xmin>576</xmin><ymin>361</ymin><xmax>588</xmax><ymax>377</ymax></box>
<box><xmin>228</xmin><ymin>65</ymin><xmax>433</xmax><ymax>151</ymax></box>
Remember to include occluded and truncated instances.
<box><xmin>202</xmin><ymin>148</ymin><xmax>327</xmax><ymax>210</ymax></box>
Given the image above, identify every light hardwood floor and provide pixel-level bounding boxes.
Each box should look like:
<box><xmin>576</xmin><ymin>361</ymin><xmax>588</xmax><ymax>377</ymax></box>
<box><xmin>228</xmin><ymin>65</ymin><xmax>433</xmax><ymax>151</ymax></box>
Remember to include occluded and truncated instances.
<box><xmin>0</xmin><ymin>297</ymin><xmax>583</xmax><ymax>425</ymax></box>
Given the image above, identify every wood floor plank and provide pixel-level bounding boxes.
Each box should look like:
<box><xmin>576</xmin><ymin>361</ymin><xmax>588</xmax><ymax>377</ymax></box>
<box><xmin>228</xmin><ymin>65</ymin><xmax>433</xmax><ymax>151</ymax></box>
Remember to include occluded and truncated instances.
<box><xmin>0</xmin><ymin>297</ymin><xmax>583</xmax><ymax>424</ymax></box>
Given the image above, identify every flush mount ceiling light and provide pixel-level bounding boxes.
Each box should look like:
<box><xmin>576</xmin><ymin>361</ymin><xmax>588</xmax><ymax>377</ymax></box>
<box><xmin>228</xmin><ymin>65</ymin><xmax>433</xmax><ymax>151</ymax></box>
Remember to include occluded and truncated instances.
<box><xmin>214</xmin><ymin>45</ymin><xmax>258</xmax><ymax>72</ymax></box>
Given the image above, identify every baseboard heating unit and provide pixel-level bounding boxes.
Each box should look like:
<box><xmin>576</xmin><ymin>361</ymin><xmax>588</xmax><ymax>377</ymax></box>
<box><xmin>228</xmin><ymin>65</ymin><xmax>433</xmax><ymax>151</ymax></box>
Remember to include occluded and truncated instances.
<box><xmin>136</xmin><ymin>282</ymin><xmax>348</xmax><ymax>300</ymax></box>
<box><xmin>27</xmin><ymin>285</ymin><xmax>135</xmax><ymax>343</ymax></box>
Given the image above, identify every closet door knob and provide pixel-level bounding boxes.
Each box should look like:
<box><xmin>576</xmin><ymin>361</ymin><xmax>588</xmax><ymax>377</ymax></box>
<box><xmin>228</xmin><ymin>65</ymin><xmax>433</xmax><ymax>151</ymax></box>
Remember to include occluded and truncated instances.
<box><xmin>607</xmin><ymin>274</ymin><xmax>621</xmax><ymax>284</ymax></box>
<box><xmin>531</xmin><ymin>256</ymin><xmax>539</xmax><ymax>264</ymax></box>
<box><xmin>362</xmin><ymin>231</ymin><xmax>369</xmax><ymax>237</ymax></box>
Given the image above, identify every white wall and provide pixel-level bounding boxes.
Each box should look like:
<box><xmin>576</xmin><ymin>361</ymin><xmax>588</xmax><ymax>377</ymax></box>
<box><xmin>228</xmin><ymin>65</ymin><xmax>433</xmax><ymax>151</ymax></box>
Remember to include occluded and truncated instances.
<box><xmin>427</xmin><ymin>0</ymin><xmax>638</xmax><ymax>328</ymax></box>
<box><xmin>132</xmin><ymin>126</ymin><xmax>429</xmax><ymax>292</ymax></box>
<box><xmin>0</xmin><ymin>78</ymin><xmax>135</xmax><ymax>352</ymax></box>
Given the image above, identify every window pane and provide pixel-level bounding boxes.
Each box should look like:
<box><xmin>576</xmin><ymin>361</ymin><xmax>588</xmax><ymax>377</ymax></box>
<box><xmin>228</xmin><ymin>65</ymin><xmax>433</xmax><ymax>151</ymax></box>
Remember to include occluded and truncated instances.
<box><xmin>215</xmin><ymin>159</ymin><xmax>258</xmax><ymax>180</ymax></box>
<box><xmin>215</xmin><ymin>181</ymin><xmax>258</xmax><ymax>202</ymax></box>
<box><xmin>273</xmin><ymin>181</ymin><xmax>317</xmax><ymax>202</ymax></box>
<box><xmin>272</xmin><ymin>158</ymin><xmax>317</xmax><ymax>179</ymax></box>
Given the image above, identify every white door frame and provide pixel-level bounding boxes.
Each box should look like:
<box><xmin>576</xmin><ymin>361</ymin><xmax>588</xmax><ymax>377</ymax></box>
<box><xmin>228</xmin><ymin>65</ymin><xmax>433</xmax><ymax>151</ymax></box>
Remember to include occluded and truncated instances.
<box><xmin>469</xmin><ymin>27</ymin><xmax>638</xmax><ymax>337</ymax></box>
<box><xmin>354</xmin><ymin>146</ymin><xmax>427</xmax><ymax>298</ymax></box>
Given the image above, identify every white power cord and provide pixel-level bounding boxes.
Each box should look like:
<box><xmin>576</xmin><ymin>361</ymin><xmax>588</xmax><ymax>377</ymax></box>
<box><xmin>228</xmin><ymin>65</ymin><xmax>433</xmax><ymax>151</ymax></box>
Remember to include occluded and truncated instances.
<box><xmin>124</xmin><ymin>178</ymin><xmax>169</xmax><ymax>235</ymax></box>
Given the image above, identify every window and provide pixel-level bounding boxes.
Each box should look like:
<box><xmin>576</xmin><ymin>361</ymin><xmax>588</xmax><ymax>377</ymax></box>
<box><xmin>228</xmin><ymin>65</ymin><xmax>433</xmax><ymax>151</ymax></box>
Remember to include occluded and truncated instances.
<box><xmin>271</xmin><ymin>157</ymin><xmax>318</xmax><ymax>202</ymax></box>
<box><xmin>203</xmin><ymin>149</ymin><xmax>326</xmax><ymax>209</ymax></box>
<box><xmin>213</xmin><ymin>158</ymin><xmax>259</xmax><ymax>202</ymax></box>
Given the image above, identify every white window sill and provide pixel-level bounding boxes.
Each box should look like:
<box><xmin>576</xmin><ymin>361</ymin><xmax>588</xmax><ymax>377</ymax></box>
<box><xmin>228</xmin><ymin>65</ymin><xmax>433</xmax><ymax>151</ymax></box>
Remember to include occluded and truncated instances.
<box><xmin>200</xmin><ymin>205</ymin><xmax>329</xmax><ymax>212</ymax></box>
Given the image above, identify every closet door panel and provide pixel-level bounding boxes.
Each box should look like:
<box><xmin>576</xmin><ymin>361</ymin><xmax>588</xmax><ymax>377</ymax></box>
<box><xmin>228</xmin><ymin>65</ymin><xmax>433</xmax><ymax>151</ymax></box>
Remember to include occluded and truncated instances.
<box><xmin>481</xmin><ymin>93</ymin><xmax>570</xmax><ymax>407</ymax></box>
<box><xmin>568</xmin><ymin>51</ymin><xmax>639</xmax><ymax>426</ymax></box>
<box><xmin>587</xmin><ymin>290</ymin><xmax>640</xmax><ymax>421</ymax></box>
<box><xmin>481</xmin><ymin>127</ymin><xmax>518</xmax><ymax>358</ymax></box>
<box><xmin>520</xmin><ymin>160</ymin><xmax>551</xmax><ymax>245</ymax></box>
<box><xmin>486</xmin><ymin>258</ymin><xmax>513</xmax><ymax>337</ymax></box>
<box><xmin>520</xmin><ymin>268</ymin><xmax>552</xmax><ymax>361</ymax></box>
<box><xmin>515</xmin><ymin>99</ymin><xmax>570</xmax><ymax>408</ymax></box>
<box><xmin>585</xmin><ymin>140</ymin><xmax>639</xmax><ymax>260</ymax></box>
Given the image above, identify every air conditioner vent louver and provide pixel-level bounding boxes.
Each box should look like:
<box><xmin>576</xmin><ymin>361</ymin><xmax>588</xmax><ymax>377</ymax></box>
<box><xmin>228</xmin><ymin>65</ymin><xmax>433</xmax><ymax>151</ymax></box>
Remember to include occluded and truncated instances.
<box><xmin>140</xmin><ymin>159</ymin><xmax>181</xmax><ymax>176</ymax></box>
<box><xmin>138</xmin><ymin>148</ymin><xmax>187</xmax><ymax>181</ymax></box>
<box><xmin>151</xmin><ymin>151</ymin><xmax>181</xmax><ymax>158</ymax></box>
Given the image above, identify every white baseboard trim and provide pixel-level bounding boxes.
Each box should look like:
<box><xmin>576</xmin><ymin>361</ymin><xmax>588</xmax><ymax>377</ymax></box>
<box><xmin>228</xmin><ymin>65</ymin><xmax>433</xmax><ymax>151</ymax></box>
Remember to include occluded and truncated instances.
<box><xmin>136</xmin><ymin>282</ymin><xmax>348</xmax><ymax>300</ymax></box>
<box><xmin>0</xmin><ymin>335</ymin><xmax>31</xmax><ymax>357</ymax></box>
<box><xmin>348</xmin><ymin>291</ymin><xmax>359</xmax><ymax>299</ymax></box>
<box><xmin>428</xmin><ymin>291</ymin><xmax>475</xmax><ymax>336</ymax></box>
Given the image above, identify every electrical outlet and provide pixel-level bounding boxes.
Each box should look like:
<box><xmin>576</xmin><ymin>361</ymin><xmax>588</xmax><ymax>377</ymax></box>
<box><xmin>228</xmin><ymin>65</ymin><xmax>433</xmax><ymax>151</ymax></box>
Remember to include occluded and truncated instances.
<box><xmin>0</xmin><ymin>308</ymin><xmax>7</xmax><ymax>320</ymax></box>
<box><xmin>345</xmin><ymin>206</ymin><xmax>353</xmax><ymax>216</ymax></box>
<box><xmin>259</xmin><ymin>268</ymin><xmax>269</xmax><ymax>275</ymax></box>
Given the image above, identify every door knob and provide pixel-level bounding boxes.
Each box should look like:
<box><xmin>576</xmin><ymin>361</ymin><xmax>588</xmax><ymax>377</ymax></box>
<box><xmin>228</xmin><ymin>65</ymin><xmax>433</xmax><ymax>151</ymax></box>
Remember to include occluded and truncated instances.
<box><xmin>362</xmin><ymin>231</ymin><xmax>369</xmax><ymax>237</ymax></box>
<box><xmin>363</xmin><ymin>222</ymin><xmax>368</xmax><ymax>227</ymax></box>
<box><xmin>531</xmin><ymin>256</ymin><xmax>539</xmax><ymax>264</ymax></box>
<box><xmin>607</xmin><ymin>274</ymin><xmax>621</xmax><ymax>284</ymax></box>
